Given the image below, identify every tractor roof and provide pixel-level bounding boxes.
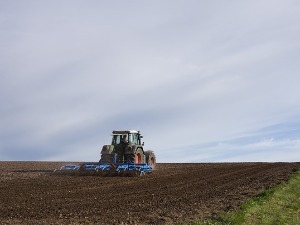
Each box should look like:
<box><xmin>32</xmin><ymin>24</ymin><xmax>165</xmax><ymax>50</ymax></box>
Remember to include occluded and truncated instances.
<box><xmin>112</xmin><ymin>130</ymin><xmax>140</xmax><ymax>135</ymax></box>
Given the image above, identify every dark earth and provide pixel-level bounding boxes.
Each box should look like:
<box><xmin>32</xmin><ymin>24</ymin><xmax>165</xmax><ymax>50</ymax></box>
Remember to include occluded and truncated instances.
<box><xmin>0</xmin><ymin>162</ymin><xmax>299</xmax><ymax>225</ymax></box>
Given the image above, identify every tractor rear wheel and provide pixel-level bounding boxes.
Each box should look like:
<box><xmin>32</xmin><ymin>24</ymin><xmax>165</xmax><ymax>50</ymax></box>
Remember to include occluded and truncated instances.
<box><xmin>100</xmin><ymin>154</ymin><xmax>113</xmax><ymax>163</ymax></box>
<box><xmin>144</xmin><ymin>150</ymin><xmax>156</xmax><ymax>169</ymax></box>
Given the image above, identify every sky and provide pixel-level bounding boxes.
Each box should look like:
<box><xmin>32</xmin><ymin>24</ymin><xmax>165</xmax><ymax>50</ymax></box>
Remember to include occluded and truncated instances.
<box><xmin>1</xmin><ymin>0</ymin><xmax>300</xmax><ymax>162</ymax></box>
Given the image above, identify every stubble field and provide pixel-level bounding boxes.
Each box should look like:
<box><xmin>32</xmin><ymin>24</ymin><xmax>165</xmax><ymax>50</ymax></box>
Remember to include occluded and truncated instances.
<box><xmin>0</xmin><ymin>162</ymin><xmax>299</xmax><ymax>225</ymax></box>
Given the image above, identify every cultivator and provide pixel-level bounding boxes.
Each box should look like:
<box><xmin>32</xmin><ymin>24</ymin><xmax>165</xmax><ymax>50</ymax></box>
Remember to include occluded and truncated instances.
<box><xmin>55</xmin><ymin>130</ymin><xmax>156</xmax><ymax>176</ymax></box>
<box><xmin>56</xmin><ymin>162</ymin><xmax>153</xmax><ymax>176</ymax></box>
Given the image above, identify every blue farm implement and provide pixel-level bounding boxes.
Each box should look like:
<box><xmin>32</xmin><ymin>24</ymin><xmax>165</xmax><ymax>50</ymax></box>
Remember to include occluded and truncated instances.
<box><xmin>56</xmin><ymin>162</ymin><xmax>153</xmax><ymax>176</ymax></box>
<box><xmin>55</xmin><ymin>130</ymin><xmax>156</xmax><ymax>176</ymax></box>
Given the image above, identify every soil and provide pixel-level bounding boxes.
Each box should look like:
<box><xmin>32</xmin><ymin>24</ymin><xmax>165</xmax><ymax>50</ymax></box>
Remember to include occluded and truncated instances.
<box><xmin>0</xmin><ymin>162</ymin><xmax>299</xmax><ymax>225</ymax></box>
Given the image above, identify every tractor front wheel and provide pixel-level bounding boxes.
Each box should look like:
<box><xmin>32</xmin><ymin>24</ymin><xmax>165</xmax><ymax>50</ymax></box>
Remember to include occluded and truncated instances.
<box><xmin>126</xmin><ymin>148</ymin><xmax>144</xmax><ymax>164</ymax></box>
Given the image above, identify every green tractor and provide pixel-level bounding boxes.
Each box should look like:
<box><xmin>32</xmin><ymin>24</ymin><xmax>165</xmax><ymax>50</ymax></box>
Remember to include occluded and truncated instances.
<box><xmin>100</xmin><ymin>130</ymin><xmax>156</xmax><ymax>169</ymax></box>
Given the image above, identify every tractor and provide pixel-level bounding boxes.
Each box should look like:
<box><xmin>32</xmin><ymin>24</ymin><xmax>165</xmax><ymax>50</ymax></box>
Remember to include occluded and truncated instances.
<box><xmin>100</xmin><ymin>130</ymin><xmax>156</xmax><ymax>168</ymax></box>
<box><xmin>55</xmin><ymin>130</ymin><xmax>156</xmax><ymax>176</ymax></box>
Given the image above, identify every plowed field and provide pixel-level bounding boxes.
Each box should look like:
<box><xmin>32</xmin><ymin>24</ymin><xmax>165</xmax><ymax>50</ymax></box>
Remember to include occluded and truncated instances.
<box><xmin>0</xmin><ymin>162</ymin><xmax>299</xmax><ymax>225</ymax></box>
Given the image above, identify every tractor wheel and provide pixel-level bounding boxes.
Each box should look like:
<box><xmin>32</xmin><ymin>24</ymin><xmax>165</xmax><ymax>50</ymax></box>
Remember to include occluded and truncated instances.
<box><xmin>144</xmin><ymin>150</ymin><xmax>156</xmax><ymax>169</ymax></box>
<box><xmin>126</xmin><ymin>148</ymin><xmax>144</xmax><ymax>164</ymax></box>
<box><xmin>100</xmin><ymin>154</ymin><xmax>113</xmax><ymax>163</ymax></box>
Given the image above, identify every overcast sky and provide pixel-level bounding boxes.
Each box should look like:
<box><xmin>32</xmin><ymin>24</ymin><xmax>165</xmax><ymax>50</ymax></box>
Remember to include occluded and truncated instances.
<box><xmin>1</xmin><ymin>0</ymin><xmax>300</xmax><ymax>162</ymax></box>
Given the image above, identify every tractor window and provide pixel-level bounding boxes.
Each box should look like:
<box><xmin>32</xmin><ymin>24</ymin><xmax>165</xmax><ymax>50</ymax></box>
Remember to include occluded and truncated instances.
<box><xmin>112</xmin><ymin>135</ymin><xmax>121</xmax><ymax>145</ymax></box>
<box><xmin>112</xmin><ymin>134</ymin><xmax>129</xmax><ymax>144</ymax></box>
<box><xmin>129</xmin><ymin>133</ymin><xmax>138</xmax><ymax>145</ymax></box>
<box><xmin>128</xmin><ymin>134</ymin><xmax>132</xmax><ymax>143</ymax></box>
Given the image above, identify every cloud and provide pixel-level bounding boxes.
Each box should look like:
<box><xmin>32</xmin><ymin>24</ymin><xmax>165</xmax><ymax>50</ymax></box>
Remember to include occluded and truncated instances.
<box><xmin>0</xmin><ymin>1</ymin><xmax>300</xmax><ymax>162</ymax></box>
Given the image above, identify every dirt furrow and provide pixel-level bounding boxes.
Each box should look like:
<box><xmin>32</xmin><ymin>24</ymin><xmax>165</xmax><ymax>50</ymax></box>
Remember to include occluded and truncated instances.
<box><xmin>0</xmin><ymin>162</ymin><xmax>299</xmax><ymax>225</ymax></box>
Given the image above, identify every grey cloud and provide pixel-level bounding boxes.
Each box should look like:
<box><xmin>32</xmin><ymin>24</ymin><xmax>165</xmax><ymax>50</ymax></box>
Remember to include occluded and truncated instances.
<box><xmin>1</xmin><ymin>1</ymin><xmax>300</xmax><ymax>161</ymax></box>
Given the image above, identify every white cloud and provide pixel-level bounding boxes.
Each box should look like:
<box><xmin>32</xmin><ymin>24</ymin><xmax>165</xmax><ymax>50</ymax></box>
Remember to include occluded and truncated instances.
<box><xmin>159</xmin><ymin>137</ymin><xmax>300</xmax><ymax>163</ymax></box>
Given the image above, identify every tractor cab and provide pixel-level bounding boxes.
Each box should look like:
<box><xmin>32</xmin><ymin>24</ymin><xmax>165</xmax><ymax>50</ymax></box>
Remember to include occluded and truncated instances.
<box><xmin>111</xmin><ymin>130</ymin><xmax>143</xmax><ymax>146</ymax></box>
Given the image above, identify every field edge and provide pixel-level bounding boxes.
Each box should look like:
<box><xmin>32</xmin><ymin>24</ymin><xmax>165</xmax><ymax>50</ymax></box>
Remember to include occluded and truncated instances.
<box><xmin>182</xmin><ymin>169</ymin><xmax>300</xmax><ymax>225</ymax></box>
